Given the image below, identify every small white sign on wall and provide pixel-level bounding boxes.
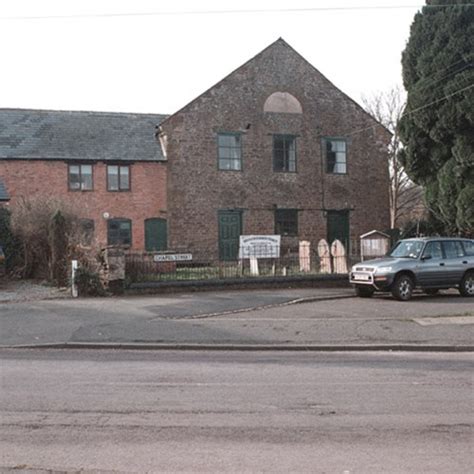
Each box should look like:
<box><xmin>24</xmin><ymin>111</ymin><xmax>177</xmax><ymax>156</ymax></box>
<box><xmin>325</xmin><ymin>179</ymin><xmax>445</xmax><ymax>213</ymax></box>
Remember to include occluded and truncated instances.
<box><xmin>153</xmin><ymin>253</ymin><xmax>193</xmax><ymax>262</ymax></box>
<box><xmin>238</xmin><ymin>235</ymin><xmax>281</xmax><ymax>259</ymax></box>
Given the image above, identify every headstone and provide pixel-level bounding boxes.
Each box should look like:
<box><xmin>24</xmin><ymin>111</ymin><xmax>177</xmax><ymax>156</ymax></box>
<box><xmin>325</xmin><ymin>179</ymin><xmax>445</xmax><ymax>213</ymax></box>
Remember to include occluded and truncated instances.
<box><xmin>330</xmin><ymin>239</ymin><xmax>348</xmax><ymax>274</ymax></box>
<box><xmin>317</xmin><ymin>239</ymin><xmax>331</xmax><ymax>274</ymax></box>
<box><xmin>299</xmin><ymin>240</ymin><xmax>311</xmax><ymax>273</ymax></box>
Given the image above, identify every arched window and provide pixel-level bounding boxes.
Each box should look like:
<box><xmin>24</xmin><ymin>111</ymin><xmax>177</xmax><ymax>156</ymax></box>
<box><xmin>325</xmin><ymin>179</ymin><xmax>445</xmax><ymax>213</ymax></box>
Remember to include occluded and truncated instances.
<box><xmin>263</xmin><ymin>92</ymin><xmax>302</xmax><ymax>114</ymax></box>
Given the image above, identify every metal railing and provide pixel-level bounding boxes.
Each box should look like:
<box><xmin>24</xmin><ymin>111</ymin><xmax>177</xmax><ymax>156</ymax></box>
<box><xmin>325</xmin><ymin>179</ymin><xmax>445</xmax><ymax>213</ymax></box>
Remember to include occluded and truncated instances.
<box><xmin>125</xmin><ymin>249</ymin><xmax>353</xmax><ymax>284</ymax></box>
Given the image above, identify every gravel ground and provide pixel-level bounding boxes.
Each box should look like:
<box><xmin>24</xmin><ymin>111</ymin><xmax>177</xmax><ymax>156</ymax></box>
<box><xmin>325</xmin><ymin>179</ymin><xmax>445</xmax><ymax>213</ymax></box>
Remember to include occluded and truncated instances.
<box><xmin>0</xmin><ymin>279</ymin><xmax>71</xmax><ymax>303</ymax></box>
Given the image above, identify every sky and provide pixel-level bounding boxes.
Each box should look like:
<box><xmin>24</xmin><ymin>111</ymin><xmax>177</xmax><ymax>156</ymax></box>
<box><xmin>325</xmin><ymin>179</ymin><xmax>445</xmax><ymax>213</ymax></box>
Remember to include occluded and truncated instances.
<box><xmin>0</xmin><ymin>0</ymin><xmax>422</xmax><ymax>115</ymax></box>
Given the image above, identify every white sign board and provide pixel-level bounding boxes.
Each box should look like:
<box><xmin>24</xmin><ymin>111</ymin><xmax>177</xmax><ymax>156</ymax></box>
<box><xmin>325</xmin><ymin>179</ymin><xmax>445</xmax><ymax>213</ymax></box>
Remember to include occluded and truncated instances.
<box><xmin>153</xmin><ymin>253</ymin><xmax>192</xmax><ymax>262</ymax></box>
<box><xmin>239</xmin><ymin>235</ymin><xmax>281</xmax><ymax>259</ymax></box>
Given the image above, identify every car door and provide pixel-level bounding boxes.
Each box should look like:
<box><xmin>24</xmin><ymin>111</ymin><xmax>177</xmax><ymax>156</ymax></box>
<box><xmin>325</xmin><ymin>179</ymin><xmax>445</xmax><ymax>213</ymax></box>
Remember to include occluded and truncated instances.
<box><xmin>442</xmin><ymin>240</ymin><xmax>467</xmax><ymax>285</ymax></box>
<box><xmin>417</xmin><ymin>241</ymin><xmax>446</xmax><ymax>287</ymax></box>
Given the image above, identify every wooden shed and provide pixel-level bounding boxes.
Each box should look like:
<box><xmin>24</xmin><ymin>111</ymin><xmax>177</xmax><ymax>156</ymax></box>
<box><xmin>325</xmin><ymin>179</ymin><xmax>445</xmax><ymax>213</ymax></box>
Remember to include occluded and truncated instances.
<box><xmin>360</xmin><ymin>230</ymin><xmax>391</xmax><ymax>261</ymax></box>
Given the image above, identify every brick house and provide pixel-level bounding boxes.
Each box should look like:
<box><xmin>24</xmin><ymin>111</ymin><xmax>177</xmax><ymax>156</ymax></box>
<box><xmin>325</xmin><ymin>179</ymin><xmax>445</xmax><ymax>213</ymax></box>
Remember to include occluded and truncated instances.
<box><xmin>159</xmin><ymin>38</ymin><xmax>391</xmax><ymax>260</ymax></box>
<box><xmin>0</xmin><ymin>109</ymin><xmax>168</xmax><ymax>251</ymax></box>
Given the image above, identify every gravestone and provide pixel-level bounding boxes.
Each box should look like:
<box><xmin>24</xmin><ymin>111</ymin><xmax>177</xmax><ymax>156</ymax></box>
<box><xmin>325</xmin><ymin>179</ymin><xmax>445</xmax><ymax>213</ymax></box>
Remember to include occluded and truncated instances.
<box><xmin>330</xmin><ymin>239</ymin><xmax>348</xmax><ymax>274</ymax></box>
<box><xmin>317</xmin><ymin>239</ymin><xmax>331</xmax><ymax>274</ymax></box>
<box><xmin>299</xmin><ymin>240</ymin><xmax>311</xmax><ymax>273</ymax></box>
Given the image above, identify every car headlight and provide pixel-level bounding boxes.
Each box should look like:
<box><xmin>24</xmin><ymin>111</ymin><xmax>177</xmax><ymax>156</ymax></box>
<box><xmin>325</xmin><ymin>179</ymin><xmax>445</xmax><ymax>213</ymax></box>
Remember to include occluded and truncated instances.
<box><xmin>376</xmin><ymin>266</ymin><xmax>392</xmax><ymax>274</ymax></box>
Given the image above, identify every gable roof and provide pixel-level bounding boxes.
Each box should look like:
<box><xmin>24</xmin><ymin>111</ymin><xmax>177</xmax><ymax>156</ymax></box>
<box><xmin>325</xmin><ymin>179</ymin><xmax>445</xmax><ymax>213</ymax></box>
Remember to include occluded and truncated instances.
<box><xmin>0</xmin><ymin>177</ymin><xmax>9</xmax><ymax>201</ymax></box>
<box><xmin>159</xmin><ymin>38</ymin><xmax>391</xmax><ymax>138</ymax></box>
<box><xmin>0</xmin><ymin>109</ymin><xmax>169</xmax><ymax>162</ymax></box>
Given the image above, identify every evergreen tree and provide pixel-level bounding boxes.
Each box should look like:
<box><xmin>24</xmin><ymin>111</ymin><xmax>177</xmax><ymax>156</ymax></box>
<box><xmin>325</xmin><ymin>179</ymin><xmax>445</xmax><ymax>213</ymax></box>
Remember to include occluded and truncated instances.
<box><xmin>398</xmin><ymin>0</ymin><xmax>474</xmax><ymax>236</ymax></box>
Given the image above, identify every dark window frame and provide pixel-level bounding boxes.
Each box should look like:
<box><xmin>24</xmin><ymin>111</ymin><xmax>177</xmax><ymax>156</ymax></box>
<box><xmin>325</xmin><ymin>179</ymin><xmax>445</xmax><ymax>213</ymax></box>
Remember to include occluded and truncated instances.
<box><xmin>68</xmin><ymin>163</ymin><xmax>94</xmax><ymax>191</ymax></box>
<box><xmin>273</xmin><ymin>134</ymin><xmax>297</xmax><ymax>173</ymax></box>
<box><xmin>275</xmin><ymin>209</ymin><xmax>298</xmax><ymax>237</ymax></box>
<box><xmin>217</xmin><ymin>132</ymin><xmax>242</xmax><ymax>171</ymax></box>
<box><xmin>107</xmin><ymin>218</ymin><xmax>132</xmax><ymax>247</ymax></box>
<box><xmin>107</xmin><ymin>164</ymin><xmax>131</xmax><ymax>192</ymax></box>
<box><xmin>323</xmin><ymin>137</ymin><xmax>347</xmax><ymax>175</ymax></box>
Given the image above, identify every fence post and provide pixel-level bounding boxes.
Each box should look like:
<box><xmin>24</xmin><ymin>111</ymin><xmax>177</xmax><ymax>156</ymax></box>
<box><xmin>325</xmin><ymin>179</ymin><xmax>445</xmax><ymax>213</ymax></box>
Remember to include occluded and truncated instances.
<box><xmin>71</xmin><ymin>260</ymin><xmax>78</xmax><ymax>298</ymax></box>
<box><xmin>250</xmin><ymin>256</ymin><xmax>259</xmax><ymax>276</ymax></box>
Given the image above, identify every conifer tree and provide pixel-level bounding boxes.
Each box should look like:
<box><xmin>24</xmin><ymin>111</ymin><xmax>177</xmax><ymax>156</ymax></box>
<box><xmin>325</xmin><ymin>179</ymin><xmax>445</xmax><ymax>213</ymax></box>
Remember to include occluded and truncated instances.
<box><xmin>398</xmin><ymin>0</ymin><xmax>474</xmax><ymax>235</ymax></box>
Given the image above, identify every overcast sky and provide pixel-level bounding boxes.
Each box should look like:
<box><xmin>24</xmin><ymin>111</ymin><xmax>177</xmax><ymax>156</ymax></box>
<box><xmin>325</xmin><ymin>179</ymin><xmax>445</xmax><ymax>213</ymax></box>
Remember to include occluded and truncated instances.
<box><xmin>0</xmin><ymin>0</ymin><xmax>421</xmax><ymax>114</ymax></box>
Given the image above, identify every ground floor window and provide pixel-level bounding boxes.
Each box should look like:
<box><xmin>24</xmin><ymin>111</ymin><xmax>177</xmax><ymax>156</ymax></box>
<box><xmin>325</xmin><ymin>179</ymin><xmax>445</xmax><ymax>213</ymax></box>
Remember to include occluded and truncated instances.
<box><xmin>275</xmin><ymin>209</ymin><xmax>298</xmax><ymax>236</ymax></box>
<box><xmin>107</xmin><ymin>218</ymin><xmax>132</xmax><ymax>246</ymax></box>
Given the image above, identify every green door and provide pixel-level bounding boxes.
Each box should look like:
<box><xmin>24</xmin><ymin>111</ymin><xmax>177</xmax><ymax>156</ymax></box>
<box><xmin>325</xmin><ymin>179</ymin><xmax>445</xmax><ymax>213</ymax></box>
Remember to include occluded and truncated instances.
<box><xmin>145</xmin><ymin>218</ymin><xmax>167</xmax><ymax>251</ymax></box>
<box><xmin>218</xmin><ymin>211</ymin><xmax>242</xmax><ymax>261</ymax></box>
<box><xmin>327</xmin><ymin>210</ymin><xmax>350</xmax><ymax>250</ymax></box>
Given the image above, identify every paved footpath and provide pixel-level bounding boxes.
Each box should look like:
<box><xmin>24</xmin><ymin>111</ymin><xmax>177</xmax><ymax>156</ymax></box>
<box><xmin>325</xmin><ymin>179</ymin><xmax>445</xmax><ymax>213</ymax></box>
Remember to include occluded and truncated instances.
<box><xmin>0</xmin><ymin>287</ymin><xmax>473</xmax><ymax>349</ymax></box>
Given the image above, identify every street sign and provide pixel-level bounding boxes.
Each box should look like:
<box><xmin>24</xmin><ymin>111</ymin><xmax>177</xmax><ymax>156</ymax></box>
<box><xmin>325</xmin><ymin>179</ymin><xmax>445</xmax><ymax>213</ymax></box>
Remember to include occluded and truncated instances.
<box><xmin>153</xmin><ymin>253</ymin><xmax>192</xmax><ymax>262</ymax></box>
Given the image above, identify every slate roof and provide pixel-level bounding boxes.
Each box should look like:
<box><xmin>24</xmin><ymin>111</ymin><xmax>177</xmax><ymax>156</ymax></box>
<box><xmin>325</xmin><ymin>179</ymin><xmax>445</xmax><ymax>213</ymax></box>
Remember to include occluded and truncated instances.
<box><xmin>0</xmin><ymin>177</ymin><xmax>9</xmax><ymax>201</ymax></box>
<box><xmin>0</xmin><ymin>109</ymin><xmax>168</xmax><ymax>162</ymax></box>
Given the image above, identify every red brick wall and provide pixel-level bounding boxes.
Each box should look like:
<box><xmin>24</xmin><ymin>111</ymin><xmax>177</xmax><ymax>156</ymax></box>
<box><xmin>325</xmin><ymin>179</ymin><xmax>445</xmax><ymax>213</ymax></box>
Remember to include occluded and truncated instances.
<box><xmin>0</xmin><ymin>160</ymin><xmax>167</xmax><ymax>250</ymax></box>
<box><xmin>161</xmin><ymin>40</ymin><xmax>391</xmax><ymax>259</ymax></box>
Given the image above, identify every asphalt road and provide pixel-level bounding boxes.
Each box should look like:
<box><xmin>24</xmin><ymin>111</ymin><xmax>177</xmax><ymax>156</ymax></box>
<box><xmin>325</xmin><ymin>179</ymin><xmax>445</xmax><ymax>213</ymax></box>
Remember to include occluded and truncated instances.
<box><xmin>0</xmin><ymin>288</ymin><xmax>473</xmax><ymax>347</ymax></box>
<box><xmin>1</xmin><ymin>349</ymin><xmax>473</xmax><ymax>473</ymax></box>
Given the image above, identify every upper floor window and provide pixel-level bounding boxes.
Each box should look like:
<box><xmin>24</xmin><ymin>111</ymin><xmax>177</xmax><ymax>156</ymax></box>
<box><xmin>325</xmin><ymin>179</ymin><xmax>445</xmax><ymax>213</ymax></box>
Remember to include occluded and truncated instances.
<box><xmin>218</xmin><ymin>133</ymin><xmax>242</xmax><ymax>171</ymax></box>
<box><xmin>275</xmin><ymin>209</ymin><xmax>298</xmax><ymax>236</ymax></box>
<box><xmin>107</xmin><ymin>218</ymin><xmax>132</xmax><ymax>246</ymax></box>
<box><xmin>273</xmin><ymin>135</ymin><xmax>296</xmax><ymax>172</ymax></box>
<box><xmin>68</xmin><ymin>164</ymin><xmax>93</xmax><ymax>191</ymax></box>
<box><xmin>325</xmin><ymin>138</ymin><xmax>347</xmax><ymax>174</ymax></box>
<box><xmin>107</xmin><ymin>165</ymin><xmax>130</xmax><ymax>191</ymax></box>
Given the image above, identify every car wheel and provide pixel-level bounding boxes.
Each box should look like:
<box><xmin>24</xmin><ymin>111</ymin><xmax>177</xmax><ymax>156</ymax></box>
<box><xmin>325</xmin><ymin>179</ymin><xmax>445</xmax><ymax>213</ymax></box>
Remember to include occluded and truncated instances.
<box><xmin>424</xmin><ymin>289</ymin><xmax>439</xmax><ymax>296</ymax></box>
<box><xmin>459</xmin><ymin>272</ymin><xmax>474</xmax><ymax>297</ymax></box>
<box><xmin>355</xmin><ymin>286</ymin><xmax>374</xmax><ymax>298</ymax></box>
<box><xmin>391</xmin><ymin>274</ymin><xmax>414</xmax><ymax>301</ymax></box>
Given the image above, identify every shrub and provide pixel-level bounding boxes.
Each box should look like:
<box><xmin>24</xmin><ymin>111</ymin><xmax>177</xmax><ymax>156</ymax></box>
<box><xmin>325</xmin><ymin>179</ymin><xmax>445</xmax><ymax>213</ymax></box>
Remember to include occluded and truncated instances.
<box><xmin>74</xmin><ymin>267</ymin><xmax>106</xmax><ymax>297</ymax></box>
<box><xmin>9</xmin><ymin>197</ymin><xmax>84</xmax><ymax>281</ymax></box>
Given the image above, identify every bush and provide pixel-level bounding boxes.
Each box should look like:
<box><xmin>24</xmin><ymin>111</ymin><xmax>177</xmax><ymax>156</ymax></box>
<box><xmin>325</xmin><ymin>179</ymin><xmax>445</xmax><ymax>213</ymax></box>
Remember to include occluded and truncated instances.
<box><xmin>0</xmin><ymin>208</ymin><xmax>22</xmax><ymax>273</ymax></box>
<box><xmin>74</xmin><ymin>267</ymin><xmax>106</xmax><ymax>297</ymax></box>
<box><xmin>9</xmin><ymin>197</ymin><xmax>85</xmax><ymax>281</ymax></box>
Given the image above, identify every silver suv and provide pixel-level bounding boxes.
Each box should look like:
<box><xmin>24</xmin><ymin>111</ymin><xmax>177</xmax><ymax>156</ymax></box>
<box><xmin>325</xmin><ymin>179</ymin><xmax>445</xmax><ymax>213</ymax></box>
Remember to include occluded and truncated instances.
<box><xmin>349</xmin><ymin>237</ymin><xmax>474</xmax><ymax>301</ymax></box>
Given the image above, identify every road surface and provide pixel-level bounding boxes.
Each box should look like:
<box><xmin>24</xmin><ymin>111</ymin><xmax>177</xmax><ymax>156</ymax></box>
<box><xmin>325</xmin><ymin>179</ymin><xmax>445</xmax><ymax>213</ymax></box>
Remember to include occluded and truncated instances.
<box><xmin>1</xmin><ymin>349</ymin><xmax>473</xmax><ymax>473</ymax></box>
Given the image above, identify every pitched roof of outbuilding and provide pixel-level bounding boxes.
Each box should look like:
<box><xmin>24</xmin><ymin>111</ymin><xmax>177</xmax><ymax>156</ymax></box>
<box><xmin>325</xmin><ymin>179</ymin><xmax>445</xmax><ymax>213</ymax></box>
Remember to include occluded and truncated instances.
<box><xmin>0</xmin><ymin>177</ymin><xmax>9</xmax><ymax>201</ymax></box>
<box><xmin>0</xmin><ymin>109</ymin><xmax>168</xmax><ymax>161</ymax></box>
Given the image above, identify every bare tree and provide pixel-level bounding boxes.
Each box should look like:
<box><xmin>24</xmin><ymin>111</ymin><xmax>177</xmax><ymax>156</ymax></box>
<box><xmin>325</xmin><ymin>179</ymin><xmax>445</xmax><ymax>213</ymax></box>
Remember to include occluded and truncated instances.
<box><xmin>362</xmin><ymin>86</ymin><xmax>425</xmax><ymax>229</ymax></box>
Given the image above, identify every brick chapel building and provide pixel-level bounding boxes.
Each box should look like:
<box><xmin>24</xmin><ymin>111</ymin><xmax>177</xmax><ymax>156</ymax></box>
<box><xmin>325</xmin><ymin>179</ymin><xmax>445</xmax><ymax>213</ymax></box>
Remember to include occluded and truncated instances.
<box><xmin>159</xmin><ymin>38</ymin><xmax>391</xmax><ymax>260</ymax></box>
<box><xmin>1</xmin><ymin>39</ymin><xmax>390</xmax><ymax>257</ymax></box>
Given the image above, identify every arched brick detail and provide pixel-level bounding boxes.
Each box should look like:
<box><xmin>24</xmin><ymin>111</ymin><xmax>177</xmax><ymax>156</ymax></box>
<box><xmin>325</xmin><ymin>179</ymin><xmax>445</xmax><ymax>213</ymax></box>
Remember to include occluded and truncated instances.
<box><xmin>263</xmin><ymin>92</ymin><xmax>303</xmax><ymax>114</ymax></box>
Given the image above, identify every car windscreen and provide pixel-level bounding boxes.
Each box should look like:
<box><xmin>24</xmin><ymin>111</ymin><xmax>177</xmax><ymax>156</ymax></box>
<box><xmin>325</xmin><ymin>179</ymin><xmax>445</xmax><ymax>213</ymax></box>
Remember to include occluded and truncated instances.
<box><xmin>388</xmin><ymin>240</ymin><xmax>424</xmax><ymax>259</ymax></box>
